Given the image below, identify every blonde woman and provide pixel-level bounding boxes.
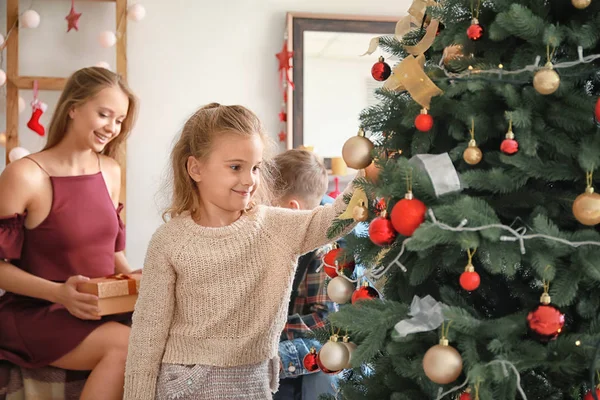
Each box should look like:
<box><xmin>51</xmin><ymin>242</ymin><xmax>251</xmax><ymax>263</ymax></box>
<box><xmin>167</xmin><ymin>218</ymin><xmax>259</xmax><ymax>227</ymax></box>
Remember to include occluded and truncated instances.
<box><xmin>0</xmin><ymin>67</ymin><xmax>138</xmax><ymax>400</ymax></box>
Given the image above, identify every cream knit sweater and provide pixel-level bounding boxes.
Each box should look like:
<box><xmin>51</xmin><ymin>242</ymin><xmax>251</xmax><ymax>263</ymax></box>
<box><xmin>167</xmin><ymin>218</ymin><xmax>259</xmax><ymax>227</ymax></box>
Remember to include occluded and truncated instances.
<box><xmin>123</xmin><ymin>181</ymin><xmax>356</xmax><ymax>399</ymax></box>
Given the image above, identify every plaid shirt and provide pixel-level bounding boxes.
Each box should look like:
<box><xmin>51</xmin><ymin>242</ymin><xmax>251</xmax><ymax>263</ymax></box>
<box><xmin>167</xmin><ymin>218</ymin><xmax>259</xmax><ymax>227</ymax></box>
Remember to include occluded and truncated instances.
<box><xmin>280</xmin><ymin>245</ymin><xmax>336</xmax><ymax>341</ymax></box>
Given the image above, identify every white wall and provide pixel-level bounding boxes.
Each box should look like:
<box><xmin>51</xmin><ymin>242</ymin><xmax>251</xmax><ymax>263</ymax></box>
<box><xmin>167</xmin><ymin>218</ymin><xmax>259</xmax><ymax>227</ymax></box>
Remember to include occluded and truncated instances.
<box><xmin>0</xmin><ymin>0</ymin><xmax>410</xmax><ymax>268</ymax></box>
<box><xmin>304</xmin><ymin>56</ymin><xmax>378</xmax><ymax>158</ymax></box>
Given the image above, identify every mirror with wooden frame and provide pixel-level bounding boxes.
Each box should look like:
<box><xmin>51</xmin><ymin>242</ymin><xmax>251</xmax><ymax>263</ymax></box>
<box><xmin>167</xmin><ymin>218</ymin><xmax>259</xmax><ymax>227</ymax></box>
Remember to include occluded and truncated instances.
<box><xmin>285</xmin><ymin>13</ymin><xmax>397</xmax><ymax>167</ymax></box>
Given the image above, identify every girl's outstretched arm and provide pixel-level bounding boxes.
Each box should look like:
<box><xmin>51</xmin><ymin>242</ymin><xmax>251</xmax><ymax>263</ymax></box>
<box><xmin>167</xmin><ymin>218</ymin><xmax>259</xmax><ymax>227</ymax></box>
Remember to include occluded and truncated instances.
<box><xmin>265</xmin><ymin>172</ymin><xmax>363</xmax><ymax>256</ymax></box>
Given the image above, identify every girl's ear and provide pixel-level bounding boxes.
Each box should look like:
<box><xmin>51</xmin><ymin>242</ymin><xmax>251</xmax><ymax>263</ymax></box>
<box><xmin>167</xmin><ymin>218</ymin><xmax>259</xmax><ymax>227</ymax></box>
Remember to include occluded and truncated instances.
<box><xmin>187</xmin><ymin>156</ymin><xmax>202</xmax><ymax>182</ymax></box>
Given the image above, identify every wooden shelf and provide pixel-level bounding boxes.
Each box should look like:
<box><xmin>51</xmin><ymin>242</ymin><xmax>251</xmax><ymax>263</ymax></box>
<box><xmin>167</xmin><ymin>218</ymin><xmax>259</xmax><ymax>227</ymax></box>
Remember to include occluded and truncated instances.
<box><xmin>10</xmin><ymin>76</ymin><xmax>68</xmax><ymax>91</ymax></box>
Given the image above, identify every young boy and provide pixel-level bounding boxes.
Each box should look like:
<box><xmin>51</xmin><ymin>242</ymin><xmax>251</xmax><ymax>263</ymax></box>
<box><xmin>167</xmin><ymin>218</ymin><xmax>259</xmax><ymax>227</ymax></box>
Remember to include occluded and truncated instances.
<box><xmin>272</xmin><ymin>149</ymin><xmax>338</xmax><ymax>400</ymax></box>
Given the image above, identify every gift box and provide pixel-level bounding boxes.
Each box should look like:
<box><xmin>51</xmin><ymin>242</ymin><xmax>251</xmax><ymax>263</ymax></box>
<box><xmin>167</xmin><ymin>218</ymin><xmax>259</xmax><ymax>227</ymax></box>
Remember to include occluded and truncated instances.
<box><xmin>77</xmin><ymin>273</ymin><xmax>142</xmax><ymax>316</ymax></box>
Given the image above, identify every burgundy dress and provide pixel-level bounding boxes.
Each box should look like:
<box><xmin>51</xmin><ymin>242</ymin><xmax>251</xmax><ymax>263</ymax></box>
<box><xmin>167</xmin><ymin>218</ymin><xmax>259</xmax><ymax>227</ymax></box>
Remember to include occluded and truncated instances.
<box><xmin>0</xmin><ymin>158</ymin><xmax>126</xmax><ymax>368</ymax></box>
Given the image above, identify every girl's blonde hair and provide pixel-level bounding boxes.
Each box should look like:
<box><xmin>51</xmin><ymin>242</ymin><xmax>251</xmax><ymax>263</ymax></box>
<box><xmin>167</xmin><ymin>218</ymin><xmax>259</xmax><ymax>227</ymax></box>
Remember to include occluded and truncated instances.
<box><xmin>163</xmin><ymin>103</ymin><xmax>275</xmax><ymax>221</ymax></box>
<box><xmin>43</xmin><ymin>67</ymin><xmax>138</xmax><ymax>163</ymax></box>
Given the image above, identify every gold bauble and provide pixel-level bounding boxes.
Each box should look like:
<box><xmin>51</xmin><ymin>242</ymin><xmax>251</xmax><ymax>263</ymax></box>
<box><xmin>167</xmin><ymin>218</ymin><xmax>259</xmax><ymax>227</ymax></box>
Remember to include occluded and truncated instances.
<box><xmin>342</xmin><ymin>131</ymin><xmax>374</xmax><ymax>169</ymax></box>
<box><xmin>342</xmin><ymin>338</ymin><xmax>357</xmax><ymax>369</ymax></box>
<box><xmin>319</xmin><ymin>336</ymin><xmax>350</xmax><ymax>371</ymax></box>
<box><xmin>326</xmin><ymin>276</ymin><xmax>354</xmax><ymax>304</ymax></box>
<box><xmin>572</xmin><ymin>188</ymin><xmax>600</xmax><ymax>226</ymax></box>
<box><xmin>352</xmin><ymin>204</ymin><xmax>369</xmax><ymax>222</ymax></box>
<box><xmin>463</xmin><ymin>140</ymin><xmax>482</xmax><ymax>165</ymax></box>
<box><xmin>422</xmin><ymin>340</ymin><xmax>463</xmax><ymax>384</ymax></box>
<box><xmin>533</xmin><ymin>66</ymin><xmax>560</xmax><ymax>95</ymax></box>
<box><xmin>572</xmin><ymin>0</ymin><xmax>591</xmax><ymax>9</ymax></box>
<box><xmin>0</xmin><ymin>132</ymin><xmax>6</xmax><ymax>147</ymax></box>
<box><xmin>364</xmin><ymin>161</ymin><xmax>381</xmax><ymax>183</ymax></box>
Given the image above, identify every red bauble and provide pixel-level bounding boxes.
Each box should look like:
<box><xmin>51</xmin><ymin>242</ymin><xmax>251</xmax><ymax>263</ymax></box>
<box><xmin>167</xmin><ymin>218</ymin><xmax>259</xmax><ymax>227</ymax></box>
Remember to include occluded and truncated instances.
<box><xmin>303</xmin><ymin>348</ymin><xmax>320</xmax><ymax>372</ymax></box>
<box><xmin>390</xmin><ymin>193</ymin><xmax>427</xmax><ymax>236</ymax></box>
<box><xmin>459</xmin><ymin>393</ymin><xmax>472</xmax><ymax>400</ymax></box>
<box><xmin>316</xmin><ymin>352</ymin><xmax>342</xmax><ymax>375</ymax></box>
<box><xmin>527</xmin><ymin>304</ymin><xmax>565</xmax><ymax>341</ymax></box>
<box><xmin>371</xmin><ymin>56</ymin><xmax>391</xmax><ymax>81</ymax></box>
<box><xmin>584</xmin><ymin>388</ymin><xmax>600</xmax><ymax>400</ymax></box>
<box><xmin>595</xmin><ymin>97</ymin><xmax>600</xmax><ymax>124</ymax></box>
<box><xmin>501</xmin><ymin>138</ymin><xmax>518</xmax><ymax>154</ymax></box>
<box><xmin>467</xmin><ymin>19</ymin><xmax>484</xmax><ymax>41</ymax></box>
<box><xmin>415</xmin><ymin>113</ymin><xmax>434</xmax><ymax>132</ymax></box>
<box><xmin>368</xmin><ymin>215</ymin><xmax>397</xmax><ymax>246</ymax></box>
<box><xmin>459</xmin><ymin>270</ymin><xmax>480</xmax><ymax>291</ymax></box>
<box><xmin>322</xmin><ymin>248</ymin><xmax>356</xmax><ymax>279</ymax></box>
<box><xmin>351</xmin><ymin>285</ymin><xmax>379</xmax><ymax>304</ymax></box>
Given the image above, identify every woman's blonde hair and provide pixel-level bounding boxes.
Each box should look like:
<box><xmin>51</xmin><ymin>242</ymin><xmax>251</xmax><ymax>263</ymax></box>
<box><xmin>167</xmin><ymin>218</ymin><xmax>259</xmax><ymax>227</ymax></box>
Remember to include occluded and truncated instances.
<box><xmin>163</xmin><ymin>103</ymin><xmax>275</xmax><ymax>221</ymax></box>
<box><xmin>43</xmin><ymin>67</ymin><xmax>138</xmax><ymax>163</ymax></box>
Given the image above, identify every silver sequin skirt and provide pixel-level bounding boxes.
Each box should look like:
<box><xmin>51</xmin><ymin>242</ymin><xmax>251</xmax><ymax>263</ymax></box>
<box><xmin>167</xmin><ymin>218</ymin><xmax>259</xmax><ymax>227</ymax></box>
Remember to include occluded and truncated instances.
<box><xmin>155</xmin><ymin>358</ymin><xmax>280</xmax><ymax>400</ymax></box>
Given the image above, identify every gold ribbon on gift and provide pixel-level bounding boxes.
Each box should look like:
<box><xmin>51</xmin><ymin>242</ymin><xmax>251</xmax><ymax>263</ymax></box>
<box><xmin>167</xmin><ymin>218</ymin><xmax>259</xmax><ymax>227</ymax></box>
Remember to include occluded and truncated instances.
<box><xmin>384</xmin><ymin>54</ymin><xmax>442</xmax><ymax>109</ymax></box>
<box><xmin>338</xmin><ymin>188</ymin><xmax>369</xmax><ymax>220</ymax></box>
<box><xmin>105</xmin><ymin>273</ymin><xmax>140</xmax><ymax>296</ymax></box>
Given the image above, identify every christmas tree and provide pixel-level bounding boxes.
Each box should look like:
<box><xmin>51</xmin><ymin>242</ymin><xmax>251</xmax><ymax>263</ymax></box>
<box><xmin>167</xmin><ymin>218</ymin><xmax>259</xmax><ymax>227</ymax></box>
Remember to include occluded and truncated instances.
<box><xmin>318</xmin><ymin>0</ymin><xmax>600</xmax><ymax>399</ymax></box>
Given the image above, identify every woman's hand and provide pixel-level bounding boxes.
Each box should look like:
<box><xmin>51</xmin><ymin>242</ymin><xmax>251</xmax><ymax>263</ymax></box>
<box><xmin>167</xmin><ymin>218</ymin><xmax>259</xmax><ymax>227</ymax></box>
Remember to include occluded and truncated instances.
<box><xmin>55</xmin><ymin>275</ymin><xmax>101</xmax><ymax>320</ymax></box>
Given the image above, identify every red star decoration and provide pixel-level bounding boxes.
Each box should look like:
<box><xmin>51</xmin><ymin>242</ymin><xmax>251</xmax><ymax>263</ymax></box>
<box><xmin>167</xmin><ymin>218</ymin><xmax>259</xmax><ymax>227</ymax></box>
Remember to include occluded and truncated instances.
<box><xmin>278</xmin><ymin>131</ymin><xmax>287</xmax><ymax>143</ymax></box>
<box><xmin>66</xmin><ymin>5</ymin><xmax>82</xmax><ymax>32</ymax></box>
<box><xmin>276</xmin><ymin>42</ymin><xmax>294</xmax><ymax>89</ymax></box>
<box><xmin>276</xmin><ymin>43</ymin><xmax>293</xmax><ymax>72</ymax></box>
<box><xmin>278</xmin><ymin>111</ymin><xmax>287</xmax><ymax>122</ymax></box>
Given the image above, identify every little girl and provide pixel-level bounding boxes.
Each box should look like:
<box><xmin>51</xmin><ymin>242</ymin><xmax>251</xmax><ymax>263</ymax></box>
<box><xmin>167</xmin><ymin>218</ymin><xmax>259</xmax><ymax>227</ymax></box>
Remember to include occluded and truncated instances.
<box><xmin>124</xmin><ymin>103</ymin><xmax>361</xmax><ymax>399</ymax></box>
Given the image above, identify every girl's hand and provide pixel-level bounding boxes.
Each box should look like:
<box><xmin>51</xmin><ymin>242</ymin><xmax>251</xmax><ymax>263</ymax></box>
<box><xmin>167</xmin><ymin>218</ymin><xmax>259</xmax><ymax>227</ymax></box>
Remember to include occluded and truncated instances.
<box><xmin>55</xmin><ymin>275</ymin><xmax>101</xmax><ymax>320</ymax></box>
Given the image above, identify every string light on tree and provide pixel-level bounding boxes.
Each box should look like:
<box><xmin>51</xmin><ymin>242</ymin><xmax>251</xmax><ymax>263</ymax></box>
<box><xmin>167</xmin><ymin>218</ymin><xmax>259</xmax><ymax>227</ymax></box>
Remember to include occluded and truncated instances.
<box><xmin>500</xmin><ymin>118</ymin><xmax>519</xmax><ymax>155</ymax></box>
<box><xmin>459</xmin><ymin>249</ymin><xmax>480</xmax><ymax>291</ymax></box>
<box><xmin>463</xmin><ymin>118</ymin><xmax>482</xmax><ymax>165</ymax></box>
<box><xmin>572</xmin><ymin>171</ymin><xmax>600</xmax><ymax>226</ymax></box>
<box><xmin>371</xmin><ymin>56</ymin><xmax>391</xmax><ymax>81</ymax></box>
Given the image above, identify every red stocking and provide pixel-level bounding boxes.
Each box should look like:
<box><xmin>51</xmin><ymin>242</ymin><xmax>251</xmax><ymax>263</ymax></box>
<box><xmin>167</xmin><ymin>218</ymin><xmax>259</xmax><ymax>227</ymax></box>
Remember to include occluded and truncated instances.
<box><xmin>27</xmin><ymin>101</ymin><xmax>47</xmax><ymax>136</ymax></box>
